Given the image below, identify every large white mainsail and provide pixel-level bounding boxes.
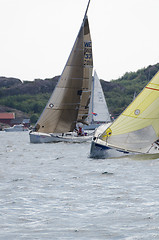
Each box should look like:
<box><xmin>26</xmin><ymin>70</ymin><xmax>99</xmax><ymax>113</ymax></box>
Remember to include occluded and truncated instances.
<box><xmin>33</xmin><ymin>3</ymin><xmax>93</xmax><ymax>135</ymax></box>
<box><xmin>99</xmin><ymin>71</ymin><xmax>159</xmax><ymax>154</ymax></box>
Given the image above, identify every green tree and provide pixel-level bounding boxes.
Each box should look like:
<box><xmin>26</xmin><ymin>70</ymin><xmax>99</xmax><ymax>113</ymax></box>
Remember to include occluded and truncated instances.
<box><xmin>30</xmin><ymin>114</ymin><xmax>39</xmax><ymax>124</ymax></box>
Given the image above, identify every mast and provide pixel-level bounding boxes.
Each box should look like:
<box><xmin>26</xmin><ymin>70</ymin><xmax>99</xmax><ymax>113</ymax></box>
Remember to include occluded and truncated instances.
<box><xmin>91</xmin><ymin>72</ymin><xmax>95</xmax><ymax>123</ymax></box>
<box><xmin>83</xmin><ymin>0</ymin><xmax>91</xmax><ymax>20</ymax></box>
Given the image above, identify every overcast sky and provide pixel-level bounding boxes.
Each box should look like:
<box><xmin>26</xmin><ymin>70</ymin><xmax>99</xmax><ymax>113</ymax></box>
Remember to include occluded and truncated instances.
<box><xmin>0</xmin><ymin>0</ymin><xmax>159</xmax><ymax>82</ymax></box>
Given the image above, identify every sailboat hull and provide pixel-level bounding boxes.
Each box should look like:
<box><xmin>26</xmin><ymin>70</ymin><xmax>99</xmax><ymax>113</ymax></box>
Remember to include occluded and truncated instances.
<box><xmin>89</xmin><ymin>123</ymin><xmax>159</xmax><ymax>158</ymax></box>
<box><xmin>29</xmin><ymin>131</ymin><xmax>92</xmax><ymax>143</ymax></box>
<box><xmin>90</xmin><ymin>141</ymin><xmax>131</xmax><ymax>158</ymax></box>
<box><xmin>90</xmin><ymin>140</ymin><xmax>159</xmax><ymax>159</ymax></box>
<box><xmin>89</xmin><ymin>123</ymin><xmax>129</xmax><ymax>158</ymax></box>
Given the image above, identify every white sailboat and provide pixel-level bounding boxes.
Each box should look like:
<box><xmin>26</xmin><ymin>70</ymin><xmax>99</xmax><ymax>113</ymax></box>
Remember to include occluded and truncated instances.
<box><xmin>90</xmin><ymin>71</ymin><xmax>159</xmax><ymax>158</ymax></box>
<box><xmin>84</xmin><ymin>70</ymin><xmax>111</xmax><ymax>130</ymax></box>
<box><xmin>4</xmin><ymin>124</ymin><xmax>28</xmax><ymax>132</ymax></box>
<box><xmin>30</xmin><ymin>0</ymin><xmax>93</xmax><ymax>143</ymax></box>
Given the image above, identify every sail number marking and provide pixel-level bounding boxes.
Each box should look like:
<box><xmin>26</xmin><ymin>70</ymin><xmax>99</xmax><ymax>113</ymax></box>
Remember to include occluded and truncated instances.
<box><xmin>84</xmin><ymin>42</ymin><xmax>92</xmax><ymax>47</ymax></box>
<box><xmin>85</xmin><ymin>53</ymin><xmax>92</xmax><ymax>59</ymax></box>
<box><xmin>84</xmin><ymin>41</ymin><xmax>92</xmax><ymax>66</ymax></box>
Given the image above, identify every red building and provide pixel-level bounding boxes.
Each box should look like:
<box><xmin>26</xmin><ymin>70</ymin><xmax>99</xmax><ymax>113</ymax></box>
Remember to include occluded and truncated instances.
<box><xmin>0</xmin><ymin>113</ymin><xmax>15</xmax><ymax>126</ymax></box>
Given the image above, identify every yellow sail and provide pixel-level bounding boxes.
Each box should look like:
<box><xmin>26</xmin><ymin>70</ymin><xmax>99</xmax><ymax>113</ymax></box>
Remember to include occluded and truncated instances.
<box><xmin>100</xmin><ymin>71</ymin><xmax>159</xmax><ymax>153</ymax></box>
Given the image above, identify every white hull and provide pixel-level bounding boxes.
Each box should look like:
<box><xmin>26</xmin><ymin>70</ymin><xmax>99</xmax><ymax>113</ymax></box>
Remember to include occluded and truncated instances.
<box><xmin>4</xmin><ymin>125</ymin><xmax>28</xmax><ymax>132</ymax></box>
<box><xmin>30</xmin><ymin>131</ymin><xmax>93</xmax><ymax>143</ymax></box>
<box><xmin>4</xmin><ymin>129</ymin><xmax>28</xmax><ymax>132</ymax></box>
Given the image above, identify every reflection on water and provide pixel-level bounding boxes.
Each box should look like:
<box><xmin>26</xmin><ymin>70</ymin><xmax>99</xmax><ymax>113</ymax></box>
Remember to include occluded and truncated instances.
<box><xmin>0</xmin><ymin>131</ymin><xmax>159</xmax><ymax>239</ymax></box>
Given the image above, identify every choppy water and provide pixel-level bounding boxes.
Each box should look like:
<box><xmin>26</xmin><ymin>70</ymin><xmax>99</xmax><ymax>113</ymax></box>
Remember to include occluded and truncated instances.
<box><xmin>0</xmin><ymin>131</ymin><xmax>159</xmax><ymax>239</ymax></box>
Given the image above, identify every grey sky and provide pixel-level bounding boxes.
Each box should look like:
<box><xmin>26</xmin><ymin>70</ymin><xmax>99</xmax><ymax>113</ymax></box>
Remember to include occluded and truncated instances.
<box><xmin>0</xmin><ymin>0</ymin><xmax>159</xmax><ymax>81</ymax></box>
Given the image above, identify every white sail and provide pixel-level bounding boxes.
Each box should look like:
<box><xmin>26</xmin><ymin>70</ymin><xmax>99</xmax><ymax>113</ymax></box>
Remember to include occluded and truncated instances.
<box><xmin>34</xmin><ymin>12</ymin><xmax>93</xmax><ymax>134</ymax></box>
<box><xmin>92</xmin><ymin>71</ymin><xmax>110</xmax><ymax>123</ymax></box>
<box><xmin>87</xmin><ymin>71</ymin><xmax>110</xmax><ymax>125</ymax></box>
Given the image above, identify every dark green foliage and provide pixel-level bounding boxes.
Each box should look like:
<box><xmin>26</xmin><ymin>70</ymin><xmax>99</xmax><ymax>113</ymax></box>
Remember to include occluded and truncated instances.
<box><xmin>30</xmin><ymin>114</ymin><xmax>39</xmax><ymax>123</ymax></box>
<box><xmin>104</xmin><ymin>63</ymin><xmax>159</xmax><ymax>117</ymax></box>
<box><xmin>0</xmin><ymin>63</ymin><xmax>159</xmax><ymax>121</ymax></box>
<box><xmin>0</xmin><ymin>93</ymin><xmax>50</xmax><ymax>123</ymax></box>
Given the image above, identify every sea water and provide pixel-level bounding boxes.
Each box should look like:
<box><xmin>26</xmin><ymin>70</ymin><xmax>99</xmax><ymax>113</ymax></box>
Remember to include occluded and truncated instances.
<box><xmin>0</xmin><ymin>131</ymin><xmax>159</xmax><ymax>239</ymax></box>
